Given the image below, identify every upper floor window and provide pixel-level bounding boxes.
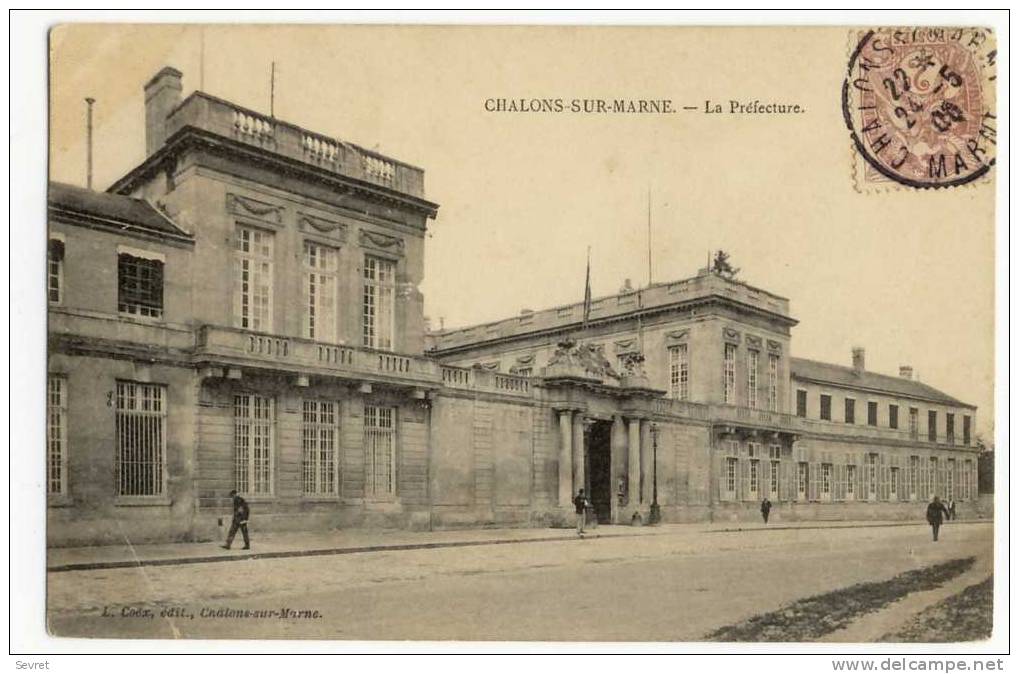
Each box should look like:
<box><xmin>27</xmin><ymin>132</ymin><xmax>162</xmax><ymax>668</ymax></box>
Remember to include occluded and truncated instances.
<box><xmin>963</xmin><ymin>415</ymin><xmax>971</xmax><ymax>445</ymax></box>
<box><xmin>722</xmin><ymin>344</ymin><xmax>736</xmax><ymax>404</ymax></box>
<box><xmin>867</xmin><ymin>401</ymin><xmax>878</xmax><ymax>426</ymax></box>
<box><xmin>768</xmin><ymin>354</ymin><xmax>779</xmax><ymax>411</ymax></box>
<box><xmin>844</xmin><ymin>398</ymin><xmax>855</xmax><ymax>424</ymax></box>
<box><xmin>118</xmin><ymin>248</ymin><xmax>164</xmax><ymax>319</ymax></box>
<box><xmin>47</xmin><ymin>376</ymin><xmax>68</xmax><ymax>495</ymax></box>
<box><xmin>820</xmin><ymin>394</ymin><xmax>832</xmax><ymax>421</ymax></box>
<box><xmin>363</xmin><ymin>255</ymin><xmax>395</xmax><ymax>351</ymax></box>
<box><xmin>909</xmin><ymin>407</ymin><xmax>919</xmax><ymax>439</ymax></box>
<box><xmin>48</xmin><ymin>238</ymin><xmax>64</xmax><ymax>305</ymax></box>
<box><xmin>946</xmin><ymin>413</ymin><xmax>955</xmax><ymax>445</ymax></box>
<box><xmin>234</xmin><ymin>226</ymin><xmax>274</xmax><ymax>331</ymax></box>
<box><xmin>303</xmin><ymin>242</ymin><xmax>338</xmax><ymax>342</ymax></box>
<box><xmin>746</xmin><ymin>350</ymin><xmax>759</xmax><ymax>409</ymax></box>
<box><xmin>888</xmin><ymin>404</ymin><xmax>899</xmax><ymax>429</ymax></box>
<box><xmin>928</xmin><ymin>410</ymin><xmax>937</xmax><ymax>442</ymax></box>
<box><xmin>668</xmin><ymin>344</ymin><xmax>689</xmax><ymax>401</ymax></box>
<box><xmin>115</xmin><ymin>381</ymin><xmax>166</xmax><ymax>497</ymax></box>
<box><xmin>796</xmin><ymin>389</ymin><xmax>807</xmax><ymax>417</ymax></box>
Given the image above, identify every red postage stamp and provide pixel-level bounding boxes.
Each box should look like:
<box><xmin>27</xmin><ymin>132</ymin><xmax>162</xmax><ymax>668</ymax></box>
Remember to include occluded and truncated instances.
<box><xmin>843</xmin><ymin>27</ymin><xmax>996</xmax><ymax>190</ymax></box>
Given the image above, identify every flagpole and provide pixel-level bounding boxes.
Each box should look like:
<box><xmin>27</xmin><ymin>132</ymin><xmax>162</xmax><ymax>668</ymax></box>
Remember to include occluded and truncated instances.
<box><xmin>646</xmin><ymin>187</ymin><xmax>652</xmax><ymax>287</ymax></box>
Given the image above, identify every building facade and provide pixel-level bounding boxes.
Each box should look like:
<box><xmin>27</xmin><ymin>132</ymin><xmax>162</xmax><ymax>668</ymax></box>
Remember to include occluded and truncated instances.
<box><xmin>47</xmin><ymin>67</ymin><xmax>981</xmax><ymax>547</ymax></box>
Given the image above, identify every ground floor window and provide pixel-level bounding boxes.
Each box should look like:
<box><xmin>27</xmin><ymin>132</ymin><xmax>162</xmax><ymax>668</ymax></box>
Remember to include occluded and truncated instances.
<box><xmin>797</xmin><ymin>462</ymin><xmax>808</xmax><ymax>500</ymax></box>
<box><xmin>364</xmin><ymin>405</ymin><xmax>397</xmax><ymax>498</ymax></box>
<box><xmin>908</xmin><ymin>455</ymin><xmax>919</xmax><ymax>500</ymax></box>
<box><xmin>747</xmin><ymin>459</ymin><xmax>759</xmax><ymax>500</ymax></box>
<box><xmin>769</xmin><ymin>460</ymin><xmax>780</xmax><ymax>497</ymax></box>
<box><xmin>890</xmin><ymin>467</ymin><xmax>899</xmax><ymax>500</ymax></box>
<box><xmin>234</xmin><ymin>394</ymin><xmax>275</xmax><ymax>495</ymax></box>
<box><xmin>820</xmin><ymin>463</ymin><xmax>833</xmax><ymax>501</ymax></box>
<box><xmin>845</xmin><ymin>464</ymin><xmax>856</xmax><ymax>500</ymax></box>
<box><xmin>302</xmin><ymin>400</ymin><xmax>339</xmax><ymax>495</ymax></box>
<box><xmin>115</xmin><ymin>381</ymin><xmax>166</xmax><ymax>496</ymax></box>
<box><xmin>724</xmin><ymin>456</ymin><xmax>738</xmax><ymax>500</ymax></box>
<box><xmin>928</xmin><ymin>457</ymin><xmax>938</xmax><ymax>499</ymax></box>
<box><xmin>47</xmin><ymin>376</ymin><xmax>68</xmax><ymax>495</ymax></box>
<box><xmin>945</xmin><ymin>459</ymin><xmax>956</xmax><ymax>501</ymax></box>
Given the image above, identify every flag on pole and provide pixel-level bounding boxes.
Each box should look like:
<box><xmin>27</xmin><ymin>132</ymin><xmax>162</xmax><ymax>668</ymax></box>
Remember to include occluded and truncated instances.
<box><xmin>582</xmin><ymin>246</ymin><xmax>592</xmax><ymax>327</ymax></box>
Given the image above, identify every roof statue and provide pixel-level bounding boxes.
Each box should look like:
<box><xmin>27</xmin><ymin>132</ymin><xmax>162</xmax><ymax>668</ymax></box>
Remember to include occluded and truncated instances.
<box><xmin>712</xmin><ymin>250</ymin><xmax>740</xmax><ymax>280</ymax></box>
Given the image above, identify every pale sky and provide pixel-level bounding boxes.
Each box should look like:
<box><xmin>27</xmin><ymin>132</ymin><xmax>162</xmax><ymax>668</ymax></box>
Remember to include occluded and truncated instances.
<box><xmin>49</xmin><ymin>24</ymin><xmax>995</xmax><ymax>435</ymax></box>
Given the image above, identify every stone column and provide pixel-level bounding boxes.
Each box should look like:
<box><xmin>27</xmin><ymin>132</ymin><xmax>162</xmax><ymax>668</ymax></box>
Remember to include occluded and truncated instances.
<box><xmin>610</xmin><ymin>415</ymin><xmax>627</xmax><ymax>519</ymax></box>
<box><xmin>558</xmin><ymin>410</ymin><xmax>573</xmax><ymax>507</ymax></box>
<box><xmin>572</xmin><ymin>412</ymin><xmax>586</xmax><ymax>497</ymax></box>
<box><xmin>627</xmin><ymin>417</ymin><xmax>641</xmax><ymax>507</ymax></box>
<box><xmin>640</xmin><ymin>419</ymin><xmax>653</xmax><ymax>504</ymax></box>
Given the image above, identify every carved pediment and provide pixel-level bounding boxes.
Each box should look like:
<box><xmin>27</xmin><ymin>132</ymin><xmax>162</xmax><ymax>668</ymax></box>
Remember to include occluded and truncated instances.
<box><xmin>723</xmin><ymin>328</ymin><xmax>741</xmax><ymax>343</ymax></box>
<box><xmin>298</xmin><ymin>212</ymin><xmax>348</xmax><ymax>241</ymax></box>
<box><xmin>516</xmin><ymin>354</ymin><xmax>535</xmax><ymax>365</ymax></box>
<box><xmin>359</xmin><ymin>229</ymin><xmax>405</xmax><ymax>255</ymax></box>
<box><xmin>767</xmin><ymin>339</ymin><xmax>782</xmax><ymax>353</ymax></box>
<box><xmin>746</xmin><ymin>335</ymin><xmax>763</xmax><ymax>348</ymax></box>
<box><xmin>614</xmin><ymin>338</ymin><xmax>638</xmax><ymax>353</ymax></box>
<box><xmin>473</xmin><ymin>361</ymin><xmax>500</xmax><ymax>372</ymax></box>
<box><xmin>665</xmin><ymin>329</ymin><xmax>689</xmax><ymax>343</ymax></box>
<box><xmin>227</xmin><ymin>193</ymin><xmax>283</xmax><ymax>225</ymax></box>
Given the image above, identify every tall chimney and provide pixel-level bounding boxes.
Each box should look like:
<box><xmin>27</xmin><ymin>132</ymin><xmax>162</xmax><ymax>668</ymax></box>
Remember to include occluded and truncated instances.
<box><xmin>84</xmin><ymin>97</ymin><xmax>95</xmax><ymax>189</ymax></box>
<box><xmin>899</xmin><ymin>365</ymin><xmax>913</xmax><ymax>380</ymax></box>
<box><xmin>144</xmin><ymin>67</ymin><xmax>183</xmax><ymax>157</ymax></box>
<box><xmin>851</xmin><ymin>347</ymin><xmax>865</xmax><ymax>373</ymax></box>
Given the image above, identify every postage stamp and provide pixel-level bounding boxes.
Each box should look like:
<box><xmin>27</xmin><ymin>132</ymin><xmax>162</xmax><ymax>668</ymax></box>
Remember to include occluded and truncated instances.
<box><xmin>843</xmin><ymin>27</ymin><xmax>997</xmax><ymax>190</ymax></box>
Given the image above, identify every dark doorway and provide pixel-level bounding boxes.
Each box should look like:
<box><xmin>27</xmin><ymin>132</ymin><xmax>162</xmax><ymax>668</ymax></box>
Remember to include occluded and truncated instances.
<box><xmin>586</xmin><ymin>420</ymin><xmax>613</xmax><ymax>524</ymax></box>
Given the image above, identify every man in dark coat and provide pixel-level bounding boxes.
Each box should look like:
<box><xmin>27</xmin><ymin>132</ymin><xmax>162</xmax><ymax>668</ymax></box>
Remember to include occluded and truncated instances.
<box><xmin>760</xmin><ymin>497</ymin><xmax>772</xmax><ymax>524</ymax></box>
<box><xmin>574</xmin><ymin>489</ymin><xmax>589</xmax><ymax>536</ymax></box>
<box><xmin>222</xmin><ymin>490</ymin><xmax>251</xmax><ymax>550</ymax></box>
<box><xmin>926</xmin><ymin>495</ymin><xmax>950</xmax><ymax>542</ymax></box>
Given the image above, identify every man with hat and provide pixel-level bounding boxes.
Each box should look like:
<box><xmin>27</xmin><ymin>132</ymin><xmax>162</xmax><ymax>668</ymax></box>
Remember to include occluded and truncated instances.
<box><xmin>222</xmin><ymin>489</ymin><xmax>251</xmax><ymax>550</ymax></box>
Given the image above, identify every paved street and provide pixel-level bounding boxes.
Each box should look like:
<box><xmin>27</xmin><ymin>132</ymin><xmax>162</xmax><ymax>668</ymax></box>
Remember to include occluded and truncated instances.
<box><xmin>47</xmin><ymin>521</ymin><xmax>992</xmax><ymax>641</ymax></box>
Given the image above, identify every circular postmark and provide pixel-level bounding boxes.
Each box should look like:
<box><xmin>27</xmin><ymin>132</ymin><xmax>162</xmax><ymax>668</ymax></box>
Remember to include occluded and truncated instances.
<box><xmin>843</xmin><ymin>27</ymin><xmax>996</xmax><ymax>189</ymax></box>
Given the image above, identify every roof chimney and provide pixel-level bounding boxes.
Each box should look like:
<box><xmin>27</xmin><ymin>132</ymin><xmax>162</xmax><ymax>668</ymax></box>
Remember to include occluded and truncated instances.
<box><xmin>851</xmin><ymin>347</ymin><xmax>865</xmax><ymax>373</ymax></box>
<box><xmin>899</xmin><ymin>365</ymin><xmax>913</xmax><ymax>380</ymax></box>
<box><xmin>144</xmin><ymin>67</ymin><xmax>183</xmax><ymax>157</ymax></box>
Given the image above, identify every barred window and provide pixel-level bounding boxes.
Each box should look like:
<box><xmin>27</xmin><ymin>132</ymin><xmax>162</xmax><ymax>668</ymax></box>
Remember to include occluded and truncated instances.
<box><xmin>668</xmin><ymin>344</ymin><xmax>689</xmax><ymax>400</ymax></box>
<box><xmin>234</xmin><ymin>394</ymin><xmax>274</xmax><ymax>495</ymax></box>
<box><xmin>364</xmin><ymin>405</ymin><xmax>397</xmax><ymax>497</ymax></box>
<box><xmin>821</xmin><ymin>463</ymin><xmax>833</xmax><ymax>499</ymax></box>
<box><xmin>908</xmin><ymin>455</ymin><xmax>920</xmax><ymax>500</ymax></box>
<box><xmin>47</xmin><ymin>376</ymin><xmax>68</xmax><ymax>495</ymax></box>
<box><xmin>234</xmin><ymin>226</ymin><xmax>274</xmax><ymax>331</ymax></box>
<box><xmin>723</xmin><ymin>344</ymin><xmax>736</xmax><ymax>404</ymax></box>
<box><xmin>302</xmin><ymin>400</ymin><xmax>339</xmax><ymax>495</ymax></box>
<box><xmin>118</xmin><ymin>253</ymin><xmax>164</xmax><ymax>318</ymax></box>
<box><xmin>303</xmin><ymin>242</ymin><xmax>338</xmax><ymax>342</ymax></box>
<box><xmin>946</xmin><ymin>458</ymin><xmax>956</xmax><ymax>500</ymax></box>
<box><xmin>768</xmin><ymin>354</ymin><xmax>779</xmax><ymax>411</ymax></box>
<box><xmin>865</xmin><ymin>453</ymin><xmax>878</xmax><ymax>500</ymax></box>
<box><xmin>725</xmin><ymin>457</ymin><xmax>738</xmax><ymax>498</ymax></box>
<box><xmin>48</xmin><ymin>238</ymin><xmax>64</xmax><ymax>305</ymax></box>
<box><xmin>889</xmin><ymin>467</ymin><xmax>899</xmax><ymax>500</ymax></box>
<box><xmin>797</xmin><ymin>462</ymin><xmax>808</xmax><ymax>500</ymax></box>
<box><xmin>846</xmin><ymin>464</ymin><xmax>856</xmax><ymax>498</ymax></box>
<box><xmin>115</xmin><ymin>382</ymin><xmax>166</xmax><ymax>496</ymax></box>
<box><xmin>769</xmin><ymin>460</ymin><xmax>780</xmax><ymax>496</ymax></box>
<box><xmin>363</xmin><ymin>255</ymin><xmax>395</xmax><ymax>351</ymax></box>
<box><xmin>747</xmin><ymin>350</ymin><xmax>759</xmax><ymax>409</ymax></box>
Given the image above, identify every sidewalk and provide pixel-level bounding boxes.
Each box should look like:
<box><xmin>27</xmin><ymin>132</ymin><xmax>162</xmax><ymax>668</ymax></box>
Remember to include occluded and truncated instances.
<box><xmin>46</xmin><ymin>518</ymin><xmax>991</xmax><ymax>573</ymax></box>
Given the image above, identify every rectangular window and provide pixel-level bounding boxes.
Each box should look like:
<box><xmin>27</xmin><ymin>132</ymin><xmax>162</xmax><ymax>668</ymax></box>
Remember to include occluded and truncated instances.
<box><xmin>909</xmin><ymin>455</ymin><xmax>919</xmax><ymax>500</ymax></box>
<box><xmin>770</xmin><ymin>460</ymin><xmax>780</xmax><ymax>496</ymax></box>
<box><xmin>115</xmin><ymin>381</ymin><xmax>166</xmax><ymax>497</ymax></box>
<box><xmin>747</xmin><ymin>350</ymin><xmax>759</xmax><ymax>409</ymax></box>
<box><xmin>844</xmin><ymin>398</ymin><xmax>855</xmax><ymax>424</ymax></box>
<box><xmin>748</xmin><ymin>459</ymin><xmax>759</xmax><ymax>498</ymax></box>
<box><xmin>796</xmin><ymin>389</ymin><xmax>807</xmax><ymax>417</ymax></box>
<box><xmin>909</xmin><ymin>408</ymin><xmax>919</xmax><ymax>439</ymax></box>
<box><xmin>889</xmin><ymin>467</ymin><xmax>899</xmax><ymax>500</ymax></box>
<box><xmin>946</xmin><ymin>413</ymin><xmax>955</xmax><ymax>445</ymax></box>
<box><xmin>821</xmin><ymin>463</ymin><xmax>832</xmax><ymax>500</ymax></box>
<box><xmin>363</xmin><ymin>255</ymin><xmax>396</xmax><ymax>351</ymax></box>
<box><xmin>48</xmin><ymin>238</ymin><xmax>64</xmax><ymax>305</ymax></box>
<box><xmin>797</xmin><ymin>462</ymin><xmax>808</xmax><ymax>500</ymax></box>
<box><xmin>302</xmin><ymin>400</ymin><xmax>339</xmax><ymax>495</ymax></box>
<box><xmin>820</xmin><ymin>394</ymin><xmax>832</xmax><ymax>421</ymax></box>
<box><xmin>234</xmin><ymin>226</ymin><xmax>274</xmax><ymax>331</ymax></box>
<box><xmin>47</xmin><ymin>376</ymin><xmax>68</xmax><ymax>495</ymax></box>
<box><xmin>963</xmin><ymin>415</ymin><xmax>971</xmax><ymax>445</ymax></box>
<box><xmin>867</xmin><ymin>401</ymin><xmax>878</xmax><ymax>426</ymax></box>
<box><xmin>946</xmin><ymin>458</ymin><xmax>956</xmax><ymax>500</ymax></box>
<box><xmin>723</xmin><ymin>344</ymin><xmax>736</xmax><ymax>404</ymax></box>
<box><xmin>118</xmin><ymin>252</ymin><xmax>164</xmax><ymax>318</ymax></box>
<box><xmin>963</xmin><ymin>460</ymin><xmax>973</xmax><ymax>500</ymax></box>
<box><xmin>303</xmin><ymin>242</ymin><xmax>338</xmax><ymax>342</ymax></box>
<box><xmin>768</xmin><ymin>354</ymin><xmax>779</xmax><ymax>411</ymax></box>
<box><xmin>668</xmin><ymin>344</ymin><xmax>689</xmax><ymax>401</ymax></box>
<box><xmin>364</xmin><ymin>404</ymin><xmax>397</xmax><ymax>497</ymax></box>
<box><xmin>725</xmin><ymin>457</ymin><xmax>738</xmax><ymax>498</ymax></box>
<box><xmin>846</xmin><ymin>464</ymin><xmax>856</xmax><ymax>499</ymax></box>
<box><xmin>928</xmin><ymin>457</ymin><xmax>938</xmax><ymax>498</ymax></box>
<box><xmin>234</xmin><ymin>394</ymin><xmax>275</xmax><ymax>495</ymax></box>
<box><xmin>928</xmin><ymin>410</ymin><xmax>937</xmax><ymax>442</ymax></box>
<box><xmin>865</xmin><ymin>453</ymin><xmax>878</xmax><ymax>500</ymax></box>
<box><xmin>888</xmin><ymin>404</ymin><xmax>899</xmax><ymax>429</ymax></box>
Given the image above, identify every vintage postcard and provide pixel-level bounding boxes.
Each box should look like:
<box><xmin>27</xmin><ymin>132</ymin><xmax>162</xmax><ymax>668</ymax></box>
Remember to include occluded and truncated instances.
<box><xmin>40</xmin><ymin>22</ymin><xmax>996</xmax><ymax>644</ymax></box>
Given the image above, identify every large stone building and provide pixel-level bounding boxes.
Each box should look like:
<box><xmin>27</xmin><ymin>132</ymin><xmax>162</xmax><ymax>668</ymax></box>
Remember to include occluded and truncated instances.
<box><xmin>47</xmin><ymin>67</ymin><xmax>980</xmax><ymax>546</ymax></box>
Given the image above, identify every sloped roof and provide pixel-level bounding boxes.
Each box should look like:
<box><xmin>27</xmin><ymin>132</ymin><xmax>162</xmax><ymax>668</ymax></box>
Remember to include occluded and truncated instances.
<box><xmin>48</xmin><ymin>182</ymin><xmax>191</xmax><ymax>240</ymax></box>
<box><xmin>790</xmin><ymin>357</ymin><xmax>973</xmax><ymax>408</ymax></box>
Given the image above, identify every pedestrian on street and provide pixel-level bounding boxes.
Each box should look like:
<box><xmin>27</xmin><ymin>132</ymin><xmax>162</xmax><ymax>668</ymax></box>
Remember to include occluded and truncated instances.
<box><xmin>222</xmin><ymin>489</ymin><xmax>251</xmax><ymax>550</ymax></box>
<box><xmin>574</xmin><ymin>489</ymin><xmax>589</xmax><ymax>536</ymax></box>
<box><xmin>948</xmin><ymin>499</ymin><xmax>957</xmax><ymax>521</ymax></box>
<box><xmin>926</xmin><ymin>495</ymin><xmax>950</xmax><ymax>542</ymax></box>
<box><xmin>760</xmin><ymin>497</ymin><xmax>772</xmax><ymax>524</ymax></box>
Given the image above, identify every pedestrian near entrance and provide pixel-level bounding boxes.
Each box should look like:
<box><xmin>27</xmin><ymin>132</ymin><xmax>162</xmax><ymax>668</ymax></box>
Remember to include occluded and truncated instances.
<box><xmin>948</xmin><ymin>499</ymin><xmax>957</xmax><ymax>521</ymax></box>
<box><xmin>760</xmin><ymin>497</ymin><xmax>772</xmax><ymax>524</ymax></box>
<box><xmin>574</xmin><ymin>489</ymin><xmax>590</xmax><ymax>535</ymax></box>
<box><xmin>222</xmin><ymin>490</ymin><xmax>251</xmax><ymax>550</ymax></box>
<box><xmin>926</xmin><ymin>495</ymin><xmax>950</xmax><ymax>542</ymax></box>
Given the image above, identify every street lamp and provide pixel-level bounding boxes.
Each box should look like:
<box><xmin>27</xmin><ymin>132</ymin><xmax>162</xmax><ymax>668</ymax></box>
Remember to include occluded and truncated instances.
<box><xmin>649</xmin><ymin>422</ymin><xmax>661</xmax><ymax>524</ymax></box>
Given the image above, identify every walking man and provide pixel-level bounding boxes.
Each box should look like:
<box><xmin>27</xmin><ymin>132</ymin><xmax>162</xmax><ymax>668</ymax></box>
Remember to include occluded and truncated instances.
<box><xmin>760</xmin><ymin>497</ymin><xmax>772</xmax><ymax>524</ymax></box>
<box><xmin>222</xmin><ymin>489</ymin><xmax>251</xmax><ymax>550</ymax></box>
<box><xmin>574</xmin><ymin>488</ymin><xmax>589</xmax><ymax>536</ymax></box>
<box><xmin>926</xmin><ymin>495</ymin><xmax>950</xmax><ymax>542</ymax></box>
<box><xmin>948</xmin><ymin>498</ymin><xmax>957</xmax><ymax>521</ymax></box>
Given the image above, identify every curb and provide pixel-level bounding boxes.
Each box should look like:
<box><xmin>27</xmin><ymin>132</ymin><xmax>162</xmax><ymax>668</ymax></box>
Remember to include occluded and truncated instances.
<box><xmin>707</xmin><ymin>519</ymin><xmax>992</xmax><ymax>534</ymax></box>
